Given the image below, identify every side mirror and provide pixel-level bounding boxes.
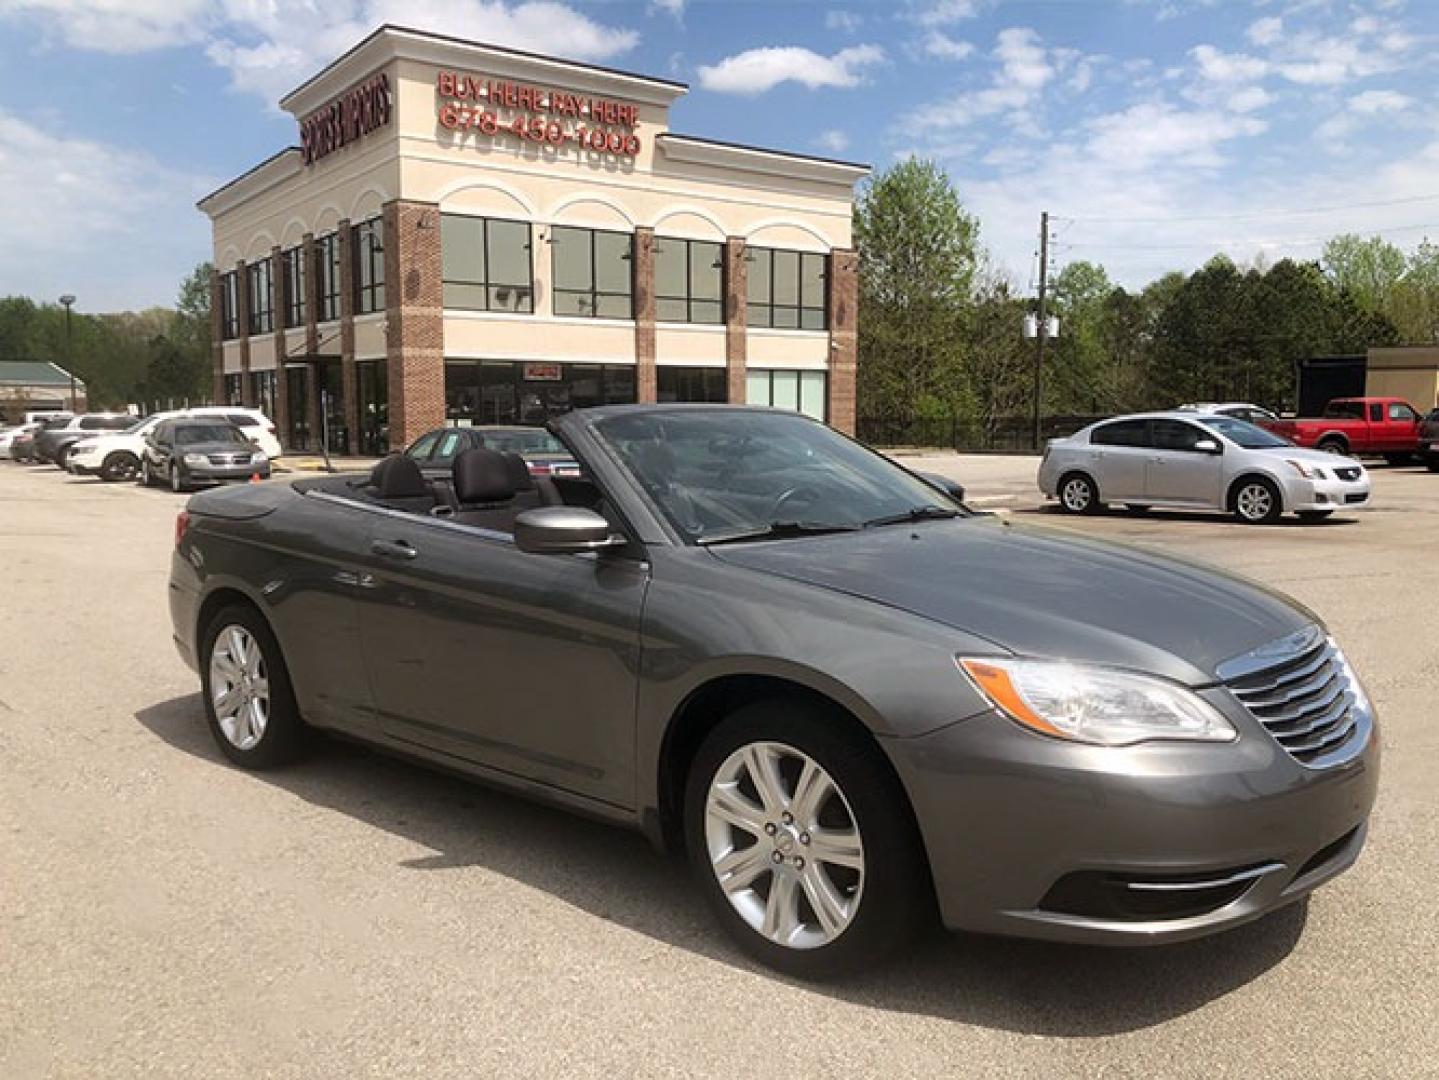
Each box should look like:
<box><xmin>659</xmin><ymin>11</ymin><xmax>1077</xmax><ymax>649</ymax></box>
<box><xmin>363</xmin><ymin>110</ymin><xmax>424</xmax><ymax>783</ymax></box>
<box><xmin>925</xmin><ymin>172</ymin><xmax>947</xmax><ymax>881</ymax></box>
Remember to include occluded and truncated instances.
<box><xmin>915</xmin><ymin>470</ymin><xmax>967</xmax><ymax>503</ymax></box>
<box><xmin>1194</xmin><ymin>438</ymin><xmax>1222</xmax><ymax>454</ymax></box>
<box><xmin>514</xmin><ymin>506</ymin><xmax>623</xmax><ymax>555</ymax></box>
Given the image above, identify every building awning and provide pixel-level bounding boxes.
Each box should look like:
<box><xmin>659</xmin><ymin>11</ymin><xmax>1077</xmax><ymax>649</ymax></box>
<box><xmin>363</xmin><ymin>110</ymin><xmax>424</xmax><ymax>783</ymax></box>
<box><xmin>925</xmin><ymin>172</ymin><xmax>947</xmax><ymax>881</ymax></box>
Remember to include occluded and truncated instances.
<box><xmin>0</xmin><ymin>360</ymin><xmax>83</xmax><ymax>388</ymax></box>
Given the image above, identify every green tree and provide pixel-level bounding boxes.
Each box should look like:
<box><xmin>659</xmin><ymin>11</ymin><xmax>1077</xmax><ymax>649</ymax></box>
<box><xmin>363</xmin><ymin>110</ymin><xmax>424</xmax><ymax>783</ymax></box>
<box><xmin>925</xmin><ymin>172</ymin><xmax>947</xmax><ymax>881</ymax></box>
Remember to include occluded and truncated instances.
<box><xmin>1322</xmin><ymin>234</ymin><xmax>1408</xmax><ymax>313</ymax></box>
<box><xmin>1047</xmin><ymin>260</ymin><xmax>1114</xmax><ymax>413</ymax></box>
<box><xmin>853</xmin><ymin>158</ymin><xmax>979</xmax><ymax>422</ymax></box>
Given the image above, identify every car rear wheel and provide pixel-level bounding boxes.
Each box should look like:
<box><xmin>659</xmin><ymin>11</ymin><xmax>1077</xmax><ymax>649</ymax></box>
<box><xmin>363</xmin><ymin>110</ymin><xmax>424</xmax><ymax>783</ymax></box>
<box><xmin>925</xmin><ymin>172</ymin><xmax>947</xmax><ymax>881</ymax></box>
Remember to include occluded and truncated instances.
<box><xmin>1316</xmin><ymin>437</ymin><xmax>1347</xmax><ymax>455</ymax></box>
<box><xmin>1058</xmin><ymin>472</ymin><xmax>1102</xmax><ymax>515</ymax></box>
<box><xmin>684</xmin><ymin>700</ymin><xmax>931</xmax><ymax>978</ymax></box>
<box><xmin>200</xmin><ymin>605</ymin><xmax>306</xmax><ymax>768</ymax></box>
<box><xmin>101</xmin><ymin>452</ymin><xmax>140</xmax><ymax>483</ymax></box>
<box><xmin>1233</xmin><ymin>477</ymin><xmax>1283</xmax><ymax>524</ymax></box>
<box><xmin>1427</xmin><ymin>455</ymin><xmax>1439</xmax><ymax>473</ymax></box>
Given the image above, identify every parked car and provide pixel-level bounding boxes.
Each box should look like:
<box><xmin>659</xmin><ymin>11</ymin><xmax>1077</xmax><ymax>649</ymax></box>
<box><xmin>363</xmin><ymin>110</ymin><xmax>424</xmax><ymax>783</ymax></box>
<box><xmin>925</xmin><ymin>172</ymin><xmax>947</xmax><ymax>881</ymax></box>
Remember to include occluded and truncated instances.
<box><xmin>0</xmin><ymin>421</ymin><xmax>44</xmax><ymax>460</ymax></box>
<box><xmin>169</xmin><ymin>405</ymin><xmax>1377</xmax><ymax>977</ymax></box>
<box><xmin>404</xmin><ymin>425</ymin><xmax>580</xmax><ymax>479</ymax></box>
<box><xmin>1261</xmin><ymin>397</ymin><xmax>1423</xmax><ymax>461</ymax></box>
<box><xmin>67</xmin><ymin>412</ymin><xmax>178</xmax><ymax>482</ymax></box>
<box><xmin>1177</xmin><ymin>401</ymin><xmax>1279</xmax><ymax>425</ymax></box>
<box><xmin>33</xmin><ymin>412</ymin><xmax>136</xmax><ymax>467</ymax></box>
<box><xmin>179</xmin><ymin>407</ymin><xmax>283</xmax><ymax>460</ymax></box>
<box><xmin>1420</xmin><ymin>409</ymin><xmax>1439</xmax><ymax>472</ymax></box>
<box><xmin>141</xmin><ymin>417</ymin><xmax>271</xmax><ymax>492</ymax></box>
<box><xmin>1039</xmin><ymin>411</ymin><xmax>1370</xmax><ymax>523</ymax></box>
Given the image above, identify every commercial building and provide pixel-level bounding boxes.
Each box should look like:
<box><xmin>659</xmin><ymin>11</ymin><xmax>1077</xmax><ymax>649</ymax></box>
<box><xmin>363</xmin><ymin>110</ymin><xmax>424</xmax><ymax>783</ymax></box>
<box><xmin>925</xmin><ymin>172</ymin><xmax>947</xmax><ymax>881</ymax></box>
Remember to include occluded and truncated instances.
<box><xmin>0</xmin><ymin>360</ymin><xmax>86</xmax><ymax>420</ymax></box>
<box><xmin>198</xmin><ymin>25</ymin><xmax>867</xmax><ymax>455</ymax></box>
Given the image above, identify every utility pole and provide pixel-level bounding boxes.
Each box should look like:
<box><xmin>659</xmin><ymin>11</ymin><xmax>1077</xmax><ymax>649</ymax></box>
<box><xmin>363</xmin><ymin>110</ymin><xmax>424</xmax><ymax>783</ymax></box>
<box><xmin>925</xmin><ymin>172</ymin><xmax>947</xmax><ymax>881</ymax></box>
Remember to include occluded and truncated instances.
<box><xmin>59</xmin><ymin>294</ymin><xmax>77</xmax><ymax>410</ymax></box>
<box><xmin>1031</xmin><ymin>211</ymin><xmax>1049</xmax><ymax>452</ymax></box>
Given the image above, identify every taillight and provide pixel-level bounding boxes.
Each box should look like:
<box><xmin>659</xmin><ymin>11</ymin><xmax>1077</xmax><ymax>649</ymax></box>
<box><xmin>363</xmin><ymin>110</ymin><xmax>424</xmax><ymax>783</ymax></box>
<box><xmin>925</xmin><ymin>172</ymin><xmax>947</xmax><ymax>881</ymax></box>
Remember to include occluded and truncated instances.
<box><xmin>528</xmin><ymin>461</ymin><xmax>552</xmax><ymax>476</ymax></box>
<box><xmin>175</xmin><ymin>510</ymin><xmax>190</xmax><ymax>548</ymax></box>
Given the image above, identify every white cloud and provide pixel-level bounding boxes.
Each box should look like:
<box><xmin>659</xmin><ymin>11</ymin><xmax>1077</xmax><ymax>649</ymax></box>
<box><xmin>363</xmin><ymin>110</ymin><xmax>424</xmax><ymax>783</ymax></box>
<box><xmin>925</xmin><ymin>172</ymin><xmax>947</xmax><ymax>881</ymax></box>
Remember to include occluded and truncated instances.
<box><xmin>697</xmin><ymin>44</ymin><xmax>885</xmax><ymax>95</ymax></box>
<box><xmin>911</xmin><ymin>0</ymin><xmax>976</xmax><ymax>27</ymax></box>
<box><xmin>1226</xmin><ymin>86</ymin><xmax>1273</xmax><ymax>113</ymax></box>
<box><xmin>1</xmin><ymin>1</ymin><xmax>640</xmax><ymax>104</ymax></box>
<box><xmin>916</xmin><ymin>27</ymin><xmax>1057</xmax><ymax>128</ymax></box>
<box><xmin>1246</xmin><ymin>16</ymin><xmax>1282</xmax><ymax>47</ymax></box>
<box><xmin>0</xmin><ymin>0</ymin><xmax>211</xmax><ymax>52</ymax></box>
<box><xmin>814</xmin><ymin>129</ymin><xmax>851</xmax><ymax>154</ymax></box>
<box><xmin>1190</xmin><ymin>44</ymin><xmax>1268</xmax><ymax>84</ymax></box>
<box><xmin>649</xmin><ymin>0</ymin><xmax>684</xmax><ymax>16</ymax></box>
<box><xmin>923</xmin><ymin>30</ymin><xmax>975</xmax><ymax>61</ymax></box>
<box><xmin>825</xmin><ymin>10</ymin><xmax>863</xmax><ymax>33</ymax></box>
<box><xmin>0</xmin><ymin>108</ymin><xmax>212</xmax><ymax>309</ymax></box>
<box><xmin>1085</xmin><ymin>102</ymin><xmax>1266</xmax><ymax>171</ymax></box>
<box><xmin>1349</xmin><ymin>89</ymin><xmax>1413</xmax><ymax>114</ymax></box>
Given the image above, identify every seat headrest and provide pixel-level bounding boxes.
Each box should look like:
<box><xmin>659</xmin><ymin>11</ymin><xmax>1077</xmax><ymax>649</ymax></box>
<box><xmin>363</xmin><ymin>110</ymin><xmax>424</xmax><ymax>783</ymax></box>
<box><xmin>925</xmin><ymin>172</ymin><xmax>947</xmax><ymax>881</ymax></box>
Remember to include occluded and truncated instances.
<box><xmin>502</xmin><ymin>451</ymin><xmax>534</xmax><ymax>492</ymax></box>
<box><xmin>371</xmin><ymin>454</ymin><xmax>430</xmax><ymax>498</ymax></box>
<box><xmin>453</xmin><ymin>447</ymin><xmax>516</xmax><ymax>504</ymax></box>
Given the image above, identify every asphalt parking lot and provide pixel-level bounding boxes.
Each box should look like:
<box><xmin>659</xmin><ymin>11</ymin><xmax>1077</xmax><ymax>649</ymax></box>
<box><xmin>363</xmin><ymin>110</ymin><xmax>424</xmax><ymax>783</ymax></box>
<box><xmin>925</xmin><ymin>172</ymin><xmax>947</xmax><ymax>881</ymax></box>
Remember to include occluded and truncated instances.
<box><xmin>2</xmin><ymin>458</ymin><xmax>1435</xmax><ymax>1078</ymax></box>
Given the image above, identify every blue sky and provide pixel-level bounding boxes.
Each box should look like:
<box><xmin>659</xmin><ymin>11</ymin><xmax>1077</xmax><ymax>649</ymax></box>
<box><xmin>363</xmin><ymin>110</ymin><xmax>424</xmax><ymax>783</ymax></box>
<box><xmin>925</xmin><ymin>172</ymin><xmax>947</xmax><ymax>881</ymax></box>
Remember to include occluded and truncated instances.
<box><xmin>0</xmin><ymin>0</ymin><xmax>1434</xmax><ymax>312</ymax></box>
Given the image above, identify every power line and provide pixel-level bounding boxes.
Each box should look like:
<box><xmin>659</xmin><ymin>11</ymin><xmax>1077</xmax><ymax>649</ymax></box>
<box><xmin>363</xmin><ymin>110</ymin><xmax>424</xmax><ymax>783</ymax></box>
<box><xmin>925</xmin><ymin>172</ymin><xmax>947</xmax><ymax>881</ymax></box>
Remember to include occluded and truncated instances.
<box><xmin>1065</xmin><ymin>219</ymin><xmax>1439</xmax><ymax>251</ymax></box>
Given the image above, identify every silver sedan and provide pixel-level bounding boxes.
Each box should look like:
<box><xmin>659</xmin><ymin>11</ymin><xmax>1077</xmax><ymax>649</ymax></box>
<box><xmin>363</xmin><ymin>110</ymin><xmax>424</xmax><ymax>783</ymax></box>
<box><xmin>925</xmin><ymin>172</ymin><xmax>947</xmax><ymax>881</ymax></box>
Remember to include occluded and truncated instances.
<box><xmin>1038</xmin><ymin>411</ymin><xmax>1371</xmax><ymax>523</ymax></box>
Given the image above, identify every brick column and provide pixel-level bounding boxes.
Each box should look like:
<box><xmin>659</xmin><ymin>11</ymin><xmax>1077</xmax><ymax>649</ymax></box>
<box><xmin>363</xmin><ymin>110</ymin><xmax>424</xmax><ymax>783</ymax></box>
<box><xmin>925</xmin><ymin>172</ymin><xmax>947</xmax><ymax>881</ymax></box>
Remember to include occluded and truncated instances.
<box><xmin>337</xmin><ymin>219</ymin><xmax>357</xmax><ymax>454</ymax></box>
<box><xmin>209</xmin><ymin>267</ymin><xmax>224</xmax><ymax>404</ymax></box>
<box><xmin>384</xmin><ymin>199</ymin><xmax>445</xmax><ymax>448</ymax></box>
<box><xmin>826</xmin><ymin>248</ymin><xmax>858</xmax><ymax>435</ymax></box>
<box><xmin>633</xmin><ymin>226</ymin><xmax>657</xmax><ymax>403</ymax></box>
<box><xmin>302</xmin><ymin>233</ymin><xmax>321</xmax><ymax>451</ymax></box>
<box><xmin>270</xmin><ymin>244</ymin><xmax>289</xmax><ymax>438</ymax></box>
<box><xmin>724</xmin><ymin>237</ymin><xmax>748</xmax><ymax>404</ymax></box>
<box><xmin>234</xmin><ymin>260</ymin><xmax>253</xmax><ymax>406</ymax></box>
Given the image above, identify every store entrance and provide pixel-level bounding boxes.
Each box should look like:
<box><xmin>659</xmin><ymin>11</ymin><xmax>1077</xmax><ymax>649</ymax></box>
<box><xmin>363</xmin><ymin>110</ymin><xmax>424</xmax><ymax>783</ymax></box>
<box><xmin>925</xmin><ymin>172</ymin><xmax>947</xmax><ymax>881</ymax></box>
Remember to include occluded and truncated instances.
<box><xmin>315</xmin><ymin>359</ymin><xmax>348</xmax><ymax>455</ymax></box>
<box><xmin>284</xmin><ymin>365</ymin><xmax>310</xmax><ymax>451</ymax></box>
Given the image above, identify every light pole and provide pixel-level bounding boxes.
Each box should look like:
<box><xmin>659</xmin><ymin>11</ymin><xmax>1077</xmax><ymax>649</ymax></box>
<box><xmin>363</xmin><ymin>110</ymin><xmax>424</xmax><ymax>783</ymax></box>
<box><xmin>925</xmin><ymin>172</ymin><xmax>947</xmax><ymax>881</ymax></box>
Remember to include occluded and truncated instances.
<box><xmin>58</xmin><ymin>294</ymin><xmax>77</xmax><ymax>410</ymax></box>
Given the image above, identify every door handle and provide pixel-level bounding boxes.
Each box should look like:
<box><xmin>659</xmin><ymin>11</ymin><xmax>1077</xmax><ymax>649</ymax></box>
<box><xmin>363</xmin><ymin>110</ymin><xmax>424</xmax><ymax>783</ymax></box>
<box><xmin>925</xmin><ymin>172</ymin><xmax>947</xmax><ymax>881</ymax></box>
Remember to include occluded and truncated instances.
<box><xmin>371</xmin><ymin>539</ymin><xmax>417</xmax><ymax>561</ymax></box>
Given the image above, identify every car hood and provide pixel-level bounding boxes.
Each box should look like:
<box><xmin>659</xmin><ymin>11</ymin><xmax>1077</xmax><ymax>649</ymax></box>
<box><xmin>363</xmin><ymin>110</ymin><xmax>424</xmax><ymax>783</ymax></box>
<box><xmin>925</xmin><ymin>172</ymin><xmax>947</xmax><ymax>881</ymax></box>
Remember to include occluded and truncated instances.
<box><xmin>178</xmin><ymin>442</ymin><xmax>259</xmax><ymax>455</ymax></box>
<box><xmin>709</xmin><ymin>517</ymin><xmax>1315</xmax><ymax>686</ymax></box>
<box><xmin>1262</xmin><ymin>445</ymin><xmax>1363</xmax><ymax>469</ymax></box>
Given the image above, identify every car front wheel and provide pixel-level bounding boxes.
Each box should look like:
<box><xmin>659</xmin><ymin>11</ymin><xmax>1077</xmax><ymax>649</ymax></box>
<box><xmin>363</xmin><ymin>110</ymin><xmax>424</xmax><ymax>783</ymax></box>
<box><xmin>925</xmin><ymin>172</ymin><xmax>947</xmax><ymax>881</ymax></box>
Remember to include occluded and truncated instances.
<box><xmin>200</xmin><ymin>605</ymin><xmax>306</xmax><ymax>768</ymax></box>
<box><xmin>684</xmin><ymin>700</ymin><xmax>931</xmax><ymax>978</ymax></box>
<box><xmin>1233</xmin><ymin>477</ymin><xmax>1283</xmax><ymax>524</ymax></box>
<box><xmin>102</xmin><ymin>452</ymin><xmax>140</xmax><ymax>482</ymax></box>
<box><xmin>171</xmin><ymin>463</ymin><xmax>186</xmax><ymax>493</ymax></box>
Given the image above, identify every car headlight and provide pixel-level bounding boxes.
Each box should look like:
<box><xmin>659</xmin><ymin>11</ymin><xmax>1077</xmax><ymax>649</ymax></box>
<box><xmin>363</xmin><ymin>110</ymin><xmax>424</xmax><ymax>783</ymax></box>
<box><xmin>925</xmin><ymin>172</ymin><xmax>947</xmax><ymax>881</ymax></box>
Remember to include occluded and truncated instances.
<box><xmin>183</xmin><ymin>453</ymin><xmax>209</xmax><ymax>466</ymax></box>
<box><xmin>1286</xmin><ymin>459</ymin><xmax>1324</xmax><ymax>479</ymax></box>
<box><xmin>958</xmin><ymin>658</ymin><xmax>1237</xmax><ymax>745</ymax></box>
<box><xmin>250</xmin><ymin>451</ymin><xmax>268</xmax><ymax>464</ymax></box>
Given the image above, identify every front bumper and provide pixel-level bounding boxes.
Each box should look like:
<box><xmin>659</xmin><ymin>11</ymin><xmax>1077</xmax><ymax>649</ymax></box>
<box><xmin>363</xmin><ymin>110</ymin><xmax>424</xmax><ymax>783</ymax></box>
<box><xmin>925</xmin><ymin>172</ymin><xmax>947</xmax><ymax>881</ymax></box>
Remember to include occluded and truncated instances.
<box><xmin>185</xmin><ymin>464</ymin><xmax>271</xmax><ymax>485</ymax></box>
<box><xmin>1286</xmin><ymin>473</ymin><xmax>1370</xmax><ymax>513</ymax></box>
<box><xmin>67</xmin><ymin>456</ymin><xmax>100</xmax><ymax>475</ymax></box>
<box><xmin>883</xmin><ymin>698</ymin><xmax>1378</xmax><ymax>945</ymax></box>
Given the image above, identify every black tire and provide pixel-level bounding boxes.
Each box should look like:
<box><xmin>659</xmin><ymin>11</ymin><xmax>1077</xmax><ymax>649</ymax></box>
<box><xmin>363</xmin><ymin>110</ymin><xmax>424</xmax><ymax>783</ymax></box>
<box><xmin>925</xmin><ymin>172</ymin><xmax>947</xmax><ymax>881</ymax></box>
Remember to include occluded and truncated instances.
<box><xmin>1057</xmin><ymin>472</ymin><xmax>1103</xmax><ymax>515</ymax></box>
<box><xmin>1316</xmin><ymin>437</ymin><xmax>1347</xmax><ymax>456</ymax></box>
<box><xmin>140</xmin><ymin>457</ymin><xmax>155</xmax><ymax>487</ymax></box>
<box><xmin>683</xmin><ymin>699</ymin><xmax>932</xmax><ymax>979</ymax></box>
<box><xmin>199</xmin><ymin>603</ymin><xmax>307</xmax><ymax>769</ymax></box>
<box><xmin>1297</xmin><ymin>510</ymin><xmax>1334</xmax><ymax>521</ymax></box>
<box><xmin>170</xmin><ymin>462</ymin><xmax>186</xmax><ymax>494</ymax></box>
<box><xmin>1427</xmin><ymin>455</ymin><xmax>1439</xmax><ymax>473</ymax></box>
<box><xmin>101</xmin><ymin>452</ymin><xmax>140</xmax><ymax>483</ymax></box>
<box><xmin>55</xmin><ymin>445</ymin><xmax>72</xmax><ymax>469</ymax></box>
<box><xmin>1232</xmin><ymin>476</ymin><xmax>1284</xmax><ymax>524</ymax></box>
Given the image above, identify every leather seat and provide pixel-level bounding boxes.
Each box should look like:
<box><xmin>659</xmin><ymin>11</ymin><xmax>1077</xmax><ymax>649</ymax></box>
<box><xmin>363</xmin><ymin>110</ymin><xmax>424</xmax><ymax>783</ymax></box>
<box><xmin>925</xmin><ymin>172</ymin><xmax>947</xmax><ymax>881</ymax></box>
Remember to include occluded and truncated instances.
<box><xmin>365</xmin><ymin>454</ymin><xmax>436</xmax><ymax>513</ymax></box>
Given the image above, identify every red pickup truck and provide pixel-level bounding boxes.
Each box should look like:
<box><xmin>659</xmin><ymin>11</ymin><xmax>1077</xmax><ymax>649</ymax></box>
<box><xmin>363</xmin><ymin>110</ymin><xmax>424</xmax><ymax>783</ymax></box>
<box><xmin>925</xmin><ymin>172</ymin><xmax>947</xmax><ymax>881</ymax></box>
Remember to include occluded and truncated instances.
<box><xmin>1262</xmin><ymin>397</ymin><xmax>1425</xmax><ymax>461</ymax></box>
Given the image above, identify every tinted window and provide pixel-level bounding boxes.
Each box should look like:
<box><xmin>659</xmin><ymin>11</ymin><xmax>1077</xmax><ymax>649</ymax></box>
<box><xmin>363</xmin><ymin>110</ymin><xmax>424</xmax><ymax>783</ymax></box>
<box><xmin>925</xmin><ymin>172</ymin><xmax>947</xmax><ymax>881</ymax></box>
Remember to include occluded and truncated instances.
<box><xmin>226</xmin><ymin>413</ymin><xmax>261</xmax><ymax>428</ymax></box>
<box><xmin>175</xmin><ymin>424</ymin><xmax>248</xmax><ymax>447</ymax></box>
<box><xmin>1090</xmin><ymin>420</ymin><xmax>1149</xmax><ymax>447</ymax></box>
<box><xmin>406</xmin><ymin>431</ymin><xmax>441</xmax><ymax>461</ymax></box>
<box><xmin>80</xmin><ymin>416</ymin><xmax>132</xmax><ymax>430</ymax></box>
<box><xmin>478</xmin><ymin>428</ymin><xmax>566</xmax><ymax>455</ymax></box>
<box><xmin>1323</xmin><ymin>401</ymin><xmax>1365</xmax><ymax>420</ymax></box>
<box><xmin>1369</xmin><ymin>403</ymin><xmax>1383</xmax><ymax>422</ymax></box>
<box><xmin>1150</xmin><ymin>419</ymin><xmax>1209</xmax><ymax>451</ymax></box>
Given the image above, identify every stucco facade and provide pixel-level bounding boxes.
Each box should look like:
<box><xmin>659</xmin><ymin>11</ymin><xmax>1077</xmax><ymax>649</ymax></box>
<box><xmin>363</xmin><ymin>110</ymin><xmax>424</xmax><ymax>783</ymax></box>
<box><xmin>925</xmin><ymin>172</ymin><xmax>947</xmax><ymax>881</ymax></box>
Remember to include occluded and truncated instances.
<box><xmin>198</xmin><ymin>25</ymin><xmax>867</xmax><ymax>454</ymax></box>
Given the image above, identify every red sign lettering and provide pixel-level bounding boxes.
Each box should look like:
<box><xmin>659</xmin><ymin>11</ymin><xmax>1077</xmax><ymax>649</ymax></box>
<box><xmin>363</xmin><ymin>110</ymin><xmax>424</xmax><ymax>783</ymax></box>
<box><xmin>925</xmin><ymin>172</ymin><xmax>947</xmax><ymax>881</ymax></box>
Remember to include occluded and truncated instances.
<box><xmin>299</xmin><ymin>73</ymin><xmax>392</xmax><ymax>166</ymax></box>
<box><xmin>434</xmin><ymin>69</ymin><xmax>642</xmax><ymax>158</ymax></box>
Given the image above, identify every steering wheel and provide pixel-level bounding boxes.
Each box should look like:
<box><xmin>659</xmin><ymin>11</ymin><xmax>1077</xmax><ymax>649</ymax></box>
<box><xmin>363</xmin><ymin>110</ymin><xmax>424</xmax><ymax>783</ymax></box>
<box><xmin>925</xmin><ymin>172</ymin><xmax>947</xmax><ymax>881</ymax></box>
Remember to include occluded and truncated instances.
<box><xmin>767</xmin><ymin>485</ymin><xmax>823</xmax><ymax>521</ymax></box>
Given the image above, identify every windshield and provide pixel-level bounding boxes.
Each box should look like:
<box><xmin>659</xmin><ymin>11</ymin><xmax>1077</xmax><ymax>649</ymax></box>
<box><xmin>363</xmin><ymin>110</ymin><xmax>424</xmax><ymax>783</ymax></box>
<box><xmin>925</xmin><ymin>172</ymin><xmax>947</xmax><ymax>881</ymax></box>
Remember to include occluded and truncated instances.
<box><xmin>480</xmin><ymin>428</ymin><xmax>568</xmax><ymax>455</ymax></box>
<box><xmin>175</xmin><ymin>424</ymin><xmax>249</xmax><ymax>447</ymax></box>
<box><xmin>1196</xmin><ymin>415</ymin><xmax>1292</xmax><ymax>449</ymax></box>
<box><xmin>593</xmin><ymin>409</ymin><xmax>966</xmax><ymax>544</ymax></box>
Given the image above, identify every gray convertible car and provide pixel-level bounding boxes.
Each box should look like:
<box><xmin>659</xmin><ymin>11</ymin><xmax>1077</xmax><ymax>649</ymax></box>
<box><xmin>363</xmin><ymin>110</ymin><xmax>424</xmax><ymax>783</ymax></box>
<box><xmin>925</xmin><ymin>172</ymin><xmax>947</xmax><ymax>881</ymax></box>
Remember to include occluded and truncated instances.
<box><xmin>168</xmin><ymin>405</ymin><xmax>1378</xmax><ymax>977</ymax></box>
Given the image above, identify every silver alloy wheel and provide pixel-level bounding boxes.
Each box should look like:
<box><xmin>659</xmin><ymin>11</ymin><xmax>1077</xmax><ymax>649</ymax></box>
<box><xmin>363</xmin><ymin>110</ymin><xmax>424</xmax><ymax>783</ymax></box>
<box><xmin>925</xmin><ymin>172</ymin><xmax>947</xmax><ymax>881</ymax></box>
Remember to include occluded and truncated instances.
<box><xmin>704</xmin><ymin>741</ymin><xmax>864</xmax><ymax>950</ymax></box>
<box><xmin>1236</xmin><ymin>483</ymin><xmax>1273</xmax><ymax>521</ymax></box>
<box><xmin>141</xmin><ymin>458</ymin><xmax>152</xmax><ymax>486</ymax></box>
<box><xmin>171</xmin><ymin>464</ymin><xmax>183</xmax><ymax>493</ymax></box>
<box><xmin>208</xmin><ymin>625</ymin><xmax>270</xmax><ymax>751</ymax></box>
<box><xmin>1061</xmin><ymin>477</ymin><xmax>1092</xmax><ymax>512</ymax></box>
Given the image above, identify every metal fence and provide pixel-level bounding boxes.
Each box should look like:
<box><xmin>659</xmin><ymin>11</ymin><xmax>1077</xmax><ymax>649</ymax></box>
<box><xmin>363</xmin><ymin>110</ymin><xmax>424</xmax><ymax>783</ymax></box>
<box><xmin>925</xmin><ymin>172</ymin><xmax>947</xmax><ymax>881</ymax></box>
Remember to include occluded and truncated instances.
<box><xmin>857</xmin><ymin>414</ymin><xmax>1108</xmax><ymax>454</ymax></box>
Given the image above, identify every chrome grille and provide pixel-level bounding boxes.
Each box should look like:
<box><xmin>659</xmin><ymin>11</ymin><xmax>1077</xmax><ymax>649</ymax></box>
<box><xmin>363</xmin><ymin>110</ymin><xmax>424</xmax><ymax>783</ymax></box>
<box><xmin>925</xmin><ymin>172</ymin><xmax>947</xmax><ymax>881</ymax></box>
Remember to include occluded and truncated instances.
<box><xmin>207</xmin><ymin>453</ymin><xmax>249</xmax><ymax>466</ymax></box>
<box><xmin>1219</xmin><ymin>628</ymin><xmax>1370</xmax><ymax>769</ymax></box>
